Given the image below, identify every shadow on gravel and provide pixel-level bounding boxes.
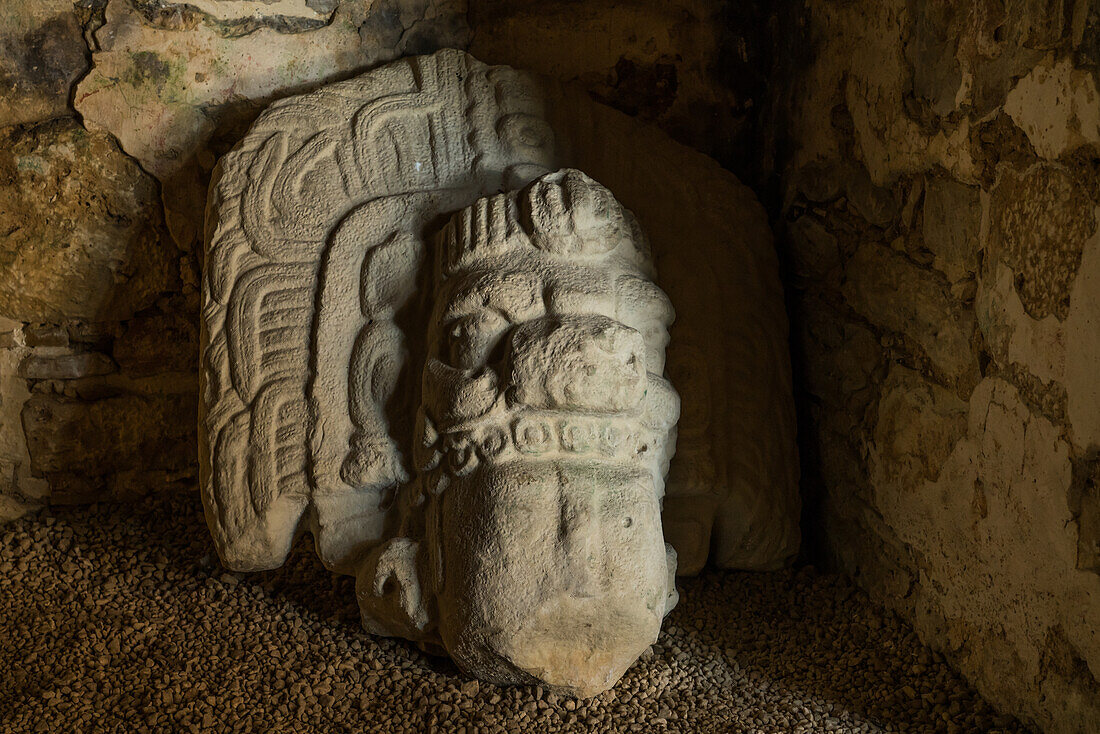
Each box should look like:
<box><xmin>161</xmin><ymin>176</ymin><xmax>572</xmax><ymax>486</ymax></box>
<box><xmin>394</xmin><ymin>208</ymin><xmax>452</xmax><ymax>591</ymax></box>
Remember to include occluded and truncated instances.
<box><xmin>3</xmin><ymin>484</ymin><xmax>1026</xmax><ymax>733</ymax></box>
<box><xmin>102</xmin><ymin>483</ymin><xmax>464</xmax><ymax>678</ymax></box>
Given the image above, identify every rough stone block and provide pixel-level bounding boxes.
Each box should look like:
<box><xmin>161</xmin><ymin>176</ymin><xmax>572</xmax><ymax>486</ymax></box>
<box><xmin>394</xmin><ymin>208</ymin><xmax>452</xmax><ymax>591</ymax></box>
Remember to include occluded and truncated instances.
<box><xmin>22</xmin><ymin>392</ymin><xmax>196</xmax><ymax>479</ymax></box>
<box><xmin>843</xmin><ymin>243</ymin><xmax>978</xmax><ymax>387</ymax></box>
<box><xmin>22</xmin><ymin>325</ymin><xmax>69</xmax><ymax>349</ymax></box>
<box><xmin>871</xmin><ymin>364</ymin><xmax>968</xmax><ymax>491</ymax></box>
<box><xmin>113</xmin><ymin>312</ymin><xmax>197</xmax><ymax>376</ymax></box>
<box><xmin>0</xmin><ymin>120</ymin><xmax>177</xmax><ymax>322</ymax></box>
<box><xmin>796</xmin><ymin>297</ymin><xmax>882</xmax><ymax>406</ymax></box>
<box><xmin>922</xmin><ymin>178</ymin><xmax>981</xmax><ymax>284</ymax></box>
<box><xmin>18</xmin><ymin>352</ymin><xmax>116</xmax><ymax>381</ymax></box>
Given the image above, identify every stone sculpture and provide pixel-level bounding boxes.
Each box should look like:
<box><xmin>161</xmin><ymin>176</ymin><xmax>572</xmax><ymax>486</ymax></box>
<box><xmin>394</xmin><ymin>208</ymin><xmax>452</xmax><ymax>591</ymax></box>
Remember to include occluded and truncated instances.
<box><xmin>201</xmin><ymin>49</ymin><xmax>797</xmax><ymax>694</ymax></box>
<box><xmin>355</xmin><ymin>169</ymin><xmax>680</xmax><ymax>694</ymax></box>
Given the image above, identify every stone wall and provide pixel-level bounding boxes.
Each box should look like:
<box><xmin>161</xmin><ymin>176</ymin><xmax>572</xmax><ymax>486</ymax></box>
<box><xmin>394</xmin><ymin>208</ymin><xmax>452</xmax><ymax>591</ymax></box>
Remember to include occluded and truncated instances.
<box><xmin>3</xmin><ymin>0</ymin><xmax>468</xmax><ymax>517</ymax></box>
<box><xmin>0</xmin><ymin>1</ymin><xmax>775</xmax><ymax>515</ymax></box>
<box><xmin>4</xmin><ymin>0</ymin><xmax>1098</xmax><ymax>731</ymax></box>
<box><xmin>778</xmin><ymin>1</ymin><xmax>1100</xmax><ymax>731</ymax></box>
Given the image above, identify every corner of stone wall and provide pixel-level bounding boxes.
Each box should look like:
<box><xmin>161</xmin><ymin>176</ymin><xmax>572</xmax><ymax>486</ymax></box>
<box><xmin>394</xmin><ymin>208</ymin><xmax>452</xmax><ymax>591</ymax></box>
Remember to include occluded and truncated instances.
<box><xmin>778</xmin><ymin>0</ymin><xmax>1100</xmax><ymax>730</ymax></box>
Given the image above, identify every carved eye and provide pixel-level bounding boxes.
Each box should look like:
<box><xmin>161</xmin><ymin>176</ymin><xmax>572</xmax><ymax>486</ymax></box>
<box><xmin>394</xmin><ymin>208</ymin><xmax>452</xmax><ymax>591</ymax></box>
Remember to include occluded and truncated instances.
<box><xmin>622</xmin><ymin>517</ymin><xmax>633</xmax><ymax>529</ymax></box>
<box><xmin>478</xmin><ymin>427</ymin><xmax>508</xmax><ymax>460</ymax></box>
<box><xmin>447</xmin><ymin>311</ymin><xmax>507</xmax><ymax>369</ymax></box>
<box><xmin>498</xmin><ymin>113</ymin><xmax>554</xmax><ymax>162</ymax></box>
<box><xmin>446</xmin><ymin>435</ymin><xmax>478</xmax><ymax>476</ymax></box>
<box><xmin>560</xmin><ymin>421</ymin><xmax>596</xmax><ymax>453</ymax></box>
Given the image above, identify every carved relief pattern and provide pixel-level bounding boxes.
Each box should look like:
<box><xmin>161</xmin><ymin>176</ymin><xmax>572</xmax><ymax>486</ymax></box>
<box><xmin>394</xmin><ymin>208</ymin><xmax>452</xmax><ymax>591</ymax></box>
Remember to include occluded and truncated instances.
<box><xmin>201</xmin><ymin>49</ymin><xmax>799</xmax><ymax>586</ymax></box>
<box><xmin>201</xmin><ymin>50</ymin><xmax>558</xmax><ymax>571</ymax></box>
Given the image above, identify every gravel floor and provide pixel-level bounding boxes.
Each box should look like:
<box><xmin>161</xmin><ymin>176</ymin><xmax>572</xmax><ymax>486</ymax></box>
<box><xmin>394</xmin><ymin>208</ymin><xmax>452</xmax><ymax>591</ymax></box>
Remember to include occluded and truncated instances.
<box><xmin>1</xmin><ymin>486</ymin><xmax>1028</xmax><ymax>733</ymax></box>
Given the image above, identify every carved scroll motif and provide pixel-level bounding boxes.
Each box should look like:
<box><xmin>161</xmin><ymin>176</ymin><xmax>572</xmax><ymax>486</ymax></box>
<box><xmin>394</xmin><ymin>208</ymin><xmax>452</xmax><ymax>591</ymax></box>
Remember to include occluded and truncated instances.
<box><xmin>201</xmin><ymin>50</ymin><xmax>560</xmax><ymax>571</ymax></box>
<box><xmin>201</xmin><ymin>49</ymin><xmax>800</xmax><ymax>583</ymax></box>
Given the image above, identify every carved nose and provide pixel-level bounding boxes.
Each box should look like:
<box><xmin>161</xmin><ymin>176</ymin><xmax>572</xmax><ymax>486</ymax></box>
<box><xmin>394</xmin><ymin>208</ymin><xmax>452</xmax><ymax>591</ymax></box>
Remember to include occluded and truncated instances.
<box><xmin>559</xmin><ymin>493</ymin><xmax>600</xmax><ymax>598</ymax></box>
<box><xmin>508</xmin><ymin>315</ymin><xmax>646</xmax><ymax>412</ymax></box>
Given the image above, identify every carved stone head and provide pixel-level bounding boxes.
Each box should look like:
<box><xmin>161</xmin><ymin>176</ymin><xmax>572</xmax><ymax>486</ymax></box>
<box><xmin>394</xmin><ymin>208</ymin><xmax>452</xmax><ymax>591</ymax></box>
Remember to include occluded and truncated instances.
<box><xmin>356</xmin><ymin>169</ymin><xmax>680</xmax><ymax>696</ymax></box>
<box><xmin>202</xmin><ymin>50</ymin><xmax>797</xmax><ymax>702</ymax></box>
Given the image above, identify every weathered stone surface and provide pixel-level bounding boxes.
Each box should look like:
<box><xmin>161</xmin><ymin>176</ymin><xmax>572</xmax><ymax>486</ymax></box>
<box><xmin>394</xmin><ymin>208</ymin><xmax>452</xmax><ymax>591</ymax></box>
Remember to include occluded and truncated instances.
<box><xmin>988</xmin><ymin>164</ymin><xmax>1097</xmax><ymax>320</ymax></box>
<box><xmin>977</xmin><ymin>262</ymin><xmax>1066</xmax><ymax>388</ymax></box>
<box><xmin>468</xmin><ymin>0</ymin><xmax>768</xmax><ymax>176</ymax></box>
<box><xmin>201</xmin><ymin>57</ymin><xmax>678</xmax><ymax>694</ymax></box>
<box><xmin>130</xmin><ymin>0</ymin><xmax>336</xmax><ymax>35</ymax></box>
<box><xmin>18</xmin><ymin>352</ymin><xmax>116</xmax><ymax>381</ymax></box>
<box><xmin>904</xmin><ymin>0</ymin><xmax>962</xmax><ymax>118</ymax></box>
<box><xmin>873</xmin><ymin>378</ymin><xmax>1100</xmax><ymax>734</ymax></box>
<box><xmin>1064</xmin><ymin>224</ymin><xmax>1100</xmax><ymax>452</ymax></box>
<box><xmin>0</xmin><ymin>1</ymin><xmax>89</xmax><ymax>128</ymax></box>
<box><xmin>550</xmin><ymin>113</ymin><xmax>800</xmax><ymax>574</ymax></box>
<box><xmin>0</xmin><ymin>345</ymin><xmax>50</xmax><ymax>514</ymax></box>
<box><xmin>200</xmin><ymin>50</ymin><xmax>798</xmax><ymax>583</ymax></box>
<box><xmin>786</xmin><ymin>2</ymin><xmax>1100</xmax><ymax>729</ymax></box>
<box><xmin>1005</xmin><ymin>57</ymin><xmax>1100</xmax><ymax>159</ymax></box>
<box><xmin>871</xmin><ymin>364</ymin><xmax>968</xmax><ymax>491</ymax></box>
<box><xmin>843</xmin><ymin>0</ymin><xmax>974</xmax><ymax>186</ymax></box>
<box><xmin>22</xmin><ymin>392</ymin><xmax>196</xmax><ymax>482</ymax></box>
<box><xmin>787</xmin><ymin>217</ymin><xmax>841</xmax><ymax>286</ymax></box>
<box><xmin>785</xmin><ymin>1</ymin><xmax>977</xmax><ymax>190</ymax></box>
<box><xmin>1079</xmin><ymin>458</ymin><xmax>1100</xmax><ymax>573</ymax></box>
<box><xmin>842</xmin><ymin>243</ymin><xmax>977</xmax><ymax>387</ymax></box>
<box><xmin>979</xmin><ymin>218</ymin><xmax>1100</xmax><ymax>453</ymax></box>
<box><xmin>358</xmin><ymin>172</ymin><xmax>680</xmax><ymax>696</ymax></box>
<box><xmin>21</xmin><ymin>325</ymin><xmax>68</xmax><ymax>349</ymax></box>
<box><xmin>75</xmin><ymin>0</ymin><xmax>466</xmax><ymax>183</ymax></box>
<box><xmin>113</xmin><ymin>311</ymin><xmax>198</xmax><ymax>376</ymax></box>
<box><xmin>75</xmin><ymin>0</ymin><xmax>468</xmax><ymax>251</ymax></box>
<box><xmin>844</xmin><ymin>165</ymin><xmax>900</xmax><ymax>228</ymax></box>
<box><xmin>0</xmin><ymin>119</ymin><xmax>176</xmax><ymax>322</ymax></box>
<box><xmin>201</xmin><ymin>50</ymin><xmax>795</xmax><ymax>695</ymax></box>
<box><xmin>66</xmin><ymin>321</ymin><xmax>119</xmax><ymax>350</ymax></box>
<box><xmin>796</xmin><ymin>298</ymin><xmax>881</xmax><ymax>407</ymax></box>
<box><xmin>922</xmin><ymin>178</ymin><xmax>981</xmax><ymax>284</ymax></box>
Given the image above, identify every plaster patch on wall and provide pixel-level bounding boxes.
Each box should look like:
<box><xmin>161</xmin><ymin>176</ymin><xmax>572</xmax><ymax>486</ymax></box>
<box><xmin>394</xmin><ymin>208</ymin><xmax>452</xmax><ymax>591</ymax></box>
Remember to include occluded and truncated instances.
<box><xmin>1005</xmin><ymin>57</ymin><xmax>1100</xmax><ymax>160</ymax></box>
<box><xmin>975</xmin><ymin>219</ymin><xmax>1100</xmax><ymax>456</ymax></box>
<box><xmin>977</xmin><ymin>261</ymin><xmax>1066</xmax><ymax>386</ymax></box>
<box><xmin>130</xmin><ymin>0</ymin><xmax>336</xmax><ymax>36</ymax></box>
<box><xmin>874</xmin><ymin>377</ymin><xmax>1099</xmax><ymax>730</ymax></box>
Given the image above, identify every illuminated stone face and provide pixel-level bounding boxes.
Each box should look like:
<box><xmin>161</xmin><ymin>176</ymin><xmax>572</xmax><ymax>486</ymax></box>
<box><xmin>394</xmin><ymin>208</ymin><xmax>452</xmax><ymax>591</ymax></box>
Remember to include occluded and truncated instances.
<box><xmin>436</xmin><ymin>461</ymin><xmax>672</xmax><ymax>697</ymax></box>
<box><xmin>353</xmin><ymin>169</ymin><xmax>680</xmax><ymax>695</ymax></box>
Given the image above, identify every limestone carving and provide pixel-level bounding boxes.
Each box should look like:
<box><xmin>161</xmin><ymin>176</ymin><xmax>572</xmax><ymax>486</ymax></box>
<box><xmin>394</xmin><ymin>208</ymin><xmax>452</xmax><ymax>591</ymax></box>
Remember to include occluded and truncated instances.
<box><xmin>201</xmin><ymin>49</ymin><xmax>797</xmax><ymax>692</ymax></box>
<box><xmin>354</xmin><ymin>169</ymin><xmax>681</xmax><ymax>694</ymax></box>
